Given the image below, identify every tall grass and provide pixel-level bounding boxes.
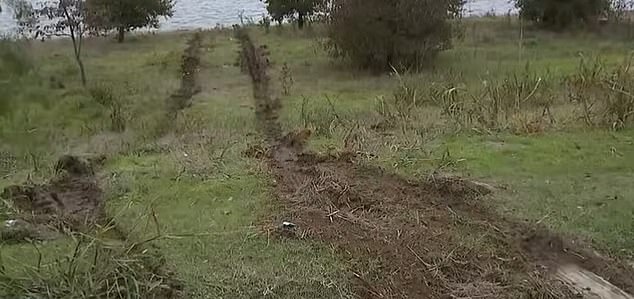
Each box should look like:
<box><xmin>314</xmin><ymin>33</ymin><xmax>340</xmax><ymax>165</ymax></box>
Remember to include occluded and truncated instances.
<box><xmin>370</xmin><ymin>56</ymin><xmax>634</xmax><ymax>135</ymax></box>
<box><xmin>0</xmin><ymin>231</ymin><xmax>181</xmax><ymax>298</ymax></box>
<box><xmin>568</xmin><ymin>55</ymin><xmax>634</xmax><ymax>130</ymax></box>
<box><xmin>0</xmin><ymin>38</ymin><xmax>32</xmax><ymax>116</ymax></box>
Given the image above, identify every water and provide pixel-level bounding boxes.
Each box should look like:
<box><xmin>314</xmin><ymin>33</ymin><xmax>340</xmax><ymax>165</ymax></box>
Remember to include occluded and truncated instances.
<box><xmin>0</xmin><ymin>0</ymin><xmax>515</xmax><ymax>34</ymax></box>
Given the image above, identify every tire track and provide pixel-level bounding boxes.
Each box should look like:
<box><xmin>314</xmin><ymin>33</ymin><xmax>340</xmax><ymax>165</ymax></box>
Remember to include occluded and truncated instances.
<box><xmin>237</xmin><ymin>29</ymin><xmax>634</xmax><ymax>298</ymax></box>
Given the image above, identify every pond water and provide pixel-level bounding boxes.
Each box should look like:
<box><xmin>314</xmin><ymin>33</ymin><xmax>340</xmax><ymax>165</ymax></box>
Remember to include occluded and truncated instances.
<box><xmin>0</xmin><ymin>0</ymin><xmax>515</xmax><ymax>35</ymax></box>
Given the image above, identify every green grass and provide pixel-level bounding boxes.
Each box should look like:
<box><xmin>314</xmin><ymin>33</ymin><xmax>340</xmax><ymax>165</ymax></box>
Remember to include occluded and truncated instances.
<box><xmin>369</xmin><ymin>130</ymin><xmax>634</xmax><ymax>257</ymax></box>
<box><xmin>1</xmin><ymin>16</ymin><xmax>634</xmax><ymax>298</ymax></box>
<box><xmin>103</xmin><ymin>154</ymin><xmax>352</xmax><ymax>298</ymax></box>
<box><xmin>441</xmin><ymin>131</ymin><xmax>634</xmax><ymax>257</ymax></box>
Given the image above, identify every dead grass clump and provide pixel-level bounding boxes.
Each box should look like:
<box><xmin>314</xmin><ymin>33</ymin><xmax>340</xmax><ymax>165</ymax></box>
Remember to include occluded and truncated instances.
<box><xmin>280</xmin><ymin>62</ymin><xmax>294</xmax><ymax>96</ymax></box>
<box><xmin>374</xmin><ymin>69</ymin><xmax>422</xmax><ymax>129</ymax></box>
<box><xmin>431</xmin><ymin>72</ymin><xmax>555</xmax><ymax>134</ymax></box>
<box><xmin>567</xmin><ymin>56</ymin><xmax>634</xmax><ymax>130</ymax></box>
<box><xmin>300</xmin><ymin>96</ymin><xmax>341</xmax><ymax>136</ymax></box>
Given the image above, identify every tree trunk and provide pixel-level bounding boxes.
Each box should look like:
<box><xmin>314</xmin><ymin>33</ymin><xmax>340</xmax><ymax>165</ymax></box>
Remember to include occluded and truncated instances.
<box><xmin>117</xmin><ymin>27</ymin><xmax>125</xmax><ymax>43</ymax></box>
<box><xmin>76</xmin><ymin>55</ymin><xmax>87</xmax><ymax>86</ymax></box>
<box><xmin>297</xmin><ymin>12</ymin><xmax>305</xmax><ymax>29</ymax></box>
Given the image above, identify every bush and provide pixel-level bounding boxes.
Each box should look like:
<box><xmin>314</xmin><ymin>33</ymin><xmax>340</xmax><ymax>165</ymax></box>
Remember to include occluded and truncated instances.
<box><xmin>326</xmin><ymin>0</ymin><xmax>463</xmax><ymax>71</ymax></box>
<box><xmin>261</xmin><ymin>0</ymin><xmax>325</xmax><ymax>28</ymax></box>
<box><xmin>516</xmin><ymin>0</ymin><xmax>610</xmax><ymax>29</ymax></box>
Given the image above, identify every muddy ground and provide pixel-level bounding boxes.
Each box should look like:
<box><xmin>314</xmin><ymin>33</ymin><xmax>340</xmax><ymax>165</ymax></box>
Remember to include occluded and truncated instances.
<box><xmin>1</xmin><ymin>155</ymin><xmax>106</xmax><ymax>241</ymax></box>
<box><xmin>237</xmin><ymin>28</ymin><xmax>634</xmax><ymax>299</ymax></box>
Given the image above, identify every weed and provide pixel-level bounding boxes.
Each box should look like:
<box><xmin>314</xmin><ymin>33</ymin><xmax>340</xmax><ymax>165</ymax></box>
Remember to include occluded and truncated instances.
<box><xmin>280</xmin><ymin>62</ymin><xmax>294</xmax><ymax>96</ymax></box>
<box><xmin>89</xmin><ymin>84</ymin><xmax>127</xmax><ymax>133</ymax></box>
<box><xmin>568</xmin><ymin>56</ymin><xmax>634</xmax><ymax>130</ymax></box>
<box><xmin>0</xmin><ymin>232</ymin><xmax>182</xmax><ymax>298</ymax></box>
<box><xmin>431</xmin><ymin>70</ymin><xmax>553</xmax><ymax>134</ymax></box>
<box><xmin>300</xmin><ymin>96</ymin><xmax>340</xmax><ymax>136</ymax></box>
<box><xmin>374</xmin><ymin>68</ymin><xmax>421</xmax><ymax>128</ymax></box>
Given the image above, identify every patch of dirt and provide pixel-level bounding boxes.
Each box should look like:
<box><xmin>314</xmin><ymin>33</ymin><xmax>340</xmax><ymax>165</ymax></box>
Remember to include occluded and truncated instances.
<box><xmin>238</xmin><ymin>29</ymin><xmax>634</xmax><ymax>298</ymax></box>
<box><xmin>1</xmin><ymin>155</ymin><xmax>106</xmax><ymax>241</ymax></box>
<box><xmin>166</xmin><ymin>32</ymin><xmax>203</xmax><ymax>119</ymax></box>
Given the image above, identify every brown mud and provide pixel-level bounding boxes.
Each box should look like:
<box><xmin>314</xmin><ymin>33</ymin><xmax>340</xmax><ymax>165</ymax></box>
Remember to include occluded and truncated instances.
<box><xmin>1</xmin><ymin>155</ymin><xmax>105</xmax><ymax>241</ymax></box>
<box><xmin>237</xmin><ymin>28</ymin><xmax>634</xmax><ymax>298</ymax></box>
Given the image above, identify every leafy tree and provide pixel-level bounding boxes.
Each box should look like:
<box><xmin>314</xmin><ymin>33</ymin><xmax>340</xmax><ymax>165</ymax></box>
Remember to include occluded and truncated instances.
<box><xmin>261</xmin><ymin>0</ymin><xmax>324</xmax><ymax>28</ymax></box>
<box><xmin>326</xmin><ymin>0</ymin><xmax>463</xmax><ymax>71</ymax></box>
<box><xmin>516</xmin><ymin>0</ymin><xmax>611</xmax><ymax>29</ymax></box>
<box><xmin>86</xmin><ymin>0</ymin><xmax>174</xmax><ymax>43</ymax></box>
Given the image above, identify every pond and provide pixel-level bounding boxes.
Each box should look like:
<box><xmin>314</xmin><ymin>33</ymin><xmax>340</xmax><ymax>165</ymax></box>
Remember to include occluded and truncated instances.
<box><xmin>0</xmin><ymin>0</ymin><xmax>516</xmax><ymax>34</ymax></box>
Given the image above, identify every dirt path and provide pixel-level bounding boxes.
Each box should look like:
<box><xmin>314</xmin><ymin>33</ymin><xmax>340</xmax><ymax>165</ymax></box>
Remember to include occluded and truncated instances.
<box><xmin>237</xmin><ymin>29</ymin><xmax>634</xmax><ymax>298</ymax></box>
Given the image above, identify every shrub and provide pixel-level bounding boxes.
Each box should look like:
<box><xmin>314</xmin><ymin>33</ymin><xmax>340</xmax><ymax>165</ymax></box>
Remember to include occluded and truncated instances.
<box><xmin>516</xmin><ymin>0</ymin><xmax>610</xmax><ymax>29</ymax></box>
<box><xmin>260</xmin><ymin>0</ymin><xmax>325</xmax><ymax>28</ymax></box>
<box><xmin>326</xmin><ymin>0</ymin><xmax>464</xmax><ymax>71</ymax></box>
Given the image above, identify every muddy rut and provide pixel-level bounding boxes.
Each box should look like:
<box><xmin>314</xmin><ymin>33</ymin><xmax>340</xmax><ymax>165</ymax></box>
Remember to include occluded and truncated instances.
<box><xmin>237</xmin><ymin>29</ymin><xmax>634</xmax><ymax>298</ymax></box>
<box><xmin>166</xmin><ymin>31</ymin><xmax>203</xmax><ymax>120</ymax></box>
<box><xmin>1</xmin><ymin>155</ymin><xmax>106</xmax><ymax>241</ymax></box>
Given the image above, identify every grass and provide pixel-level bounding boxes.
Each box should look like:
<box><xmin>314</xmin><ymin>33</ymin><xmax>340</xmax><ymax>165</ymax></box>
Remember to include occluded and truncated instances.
<box><xmin>442</xmin><ymin>131</ymin><xmax>634</xmax><ymax>257</ymax></box>
<box><xmin>1</xmin><ymin>16</ymin><xmax>634</xmax><ymax>297</ymax></box>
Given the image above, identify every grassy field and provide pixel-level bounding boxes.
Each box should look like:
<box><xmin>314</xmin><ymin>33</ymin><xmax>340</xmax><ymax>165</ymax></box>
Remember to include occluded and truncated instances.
<box><xmin>1</xmin><ymin>16</ymin><xmax>634</xmax><ymax>297</ymax></box>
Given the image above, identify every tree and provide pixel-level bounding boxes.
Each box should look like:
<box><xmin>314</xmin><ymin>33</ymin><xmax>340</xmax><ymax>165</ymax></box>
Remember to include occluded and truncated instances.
<box><xmin>28</xmin><ymin>0</ymin><xmax>89</xmax><ymax>86</ymax></box>
<box><xmin>86</xmin><ymin>0</ymin><xmax>174</xmax><ymax>43</ymax></box>
<box><xmin>516</xmin><ymin>0</ymin><xmax>611</xmax><ymax>29</ymax></box>
<box><xmin>261</xmin><ymin>0</ymin><xmax>324</xmax><ymax>28</ymax></box>
<box><xmin>326</xmin><ymin>0</ymin><xmax>463</xmax><ymax>71</ymax></box>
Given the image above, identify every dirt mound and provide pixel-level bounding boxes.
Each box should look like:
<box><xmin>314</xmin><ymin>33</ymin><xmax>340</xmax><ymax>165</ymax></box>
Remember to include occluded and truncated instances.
<box><xmin>1</xmin><ymin>155</ymin><xmax>105</xmax><ymax>241</ymax></box>
<box><xmin>238</xmin><ymin>30</ymin><xmax>634</xmax><ymax>298</ymax></box>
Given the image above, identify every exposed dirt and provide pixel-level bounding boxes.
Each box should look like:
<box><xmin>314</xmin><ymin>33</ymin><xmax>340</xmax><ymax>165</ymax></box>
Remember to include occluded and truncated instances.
<box><xmin>1</xmin><ymin>155</ymin><xmax>106</xmax><ymax>241</ymax></box>
<box><xmin>237</xmin><ymin>29</ymin><xmax>634</xmax><ymax>298</ymax></box>
<box><xmin>166</xmin><ymin>32</ymin><xmax>203</xmax><ymax>119</ymax></box>
<box><xmin>1</xmin><ymin>155</ymin><xmax>184</xmax><ymax>297</ymax></box>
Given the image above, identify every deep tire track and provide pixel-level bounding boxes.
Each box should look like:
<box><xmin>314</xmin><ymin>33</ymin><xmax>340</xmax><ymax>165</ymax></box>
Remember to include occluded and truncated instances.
<box><xmin>236</xmin><ymin>29</ymin><xmax>634</xmax><ymax>298</ymax></box>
